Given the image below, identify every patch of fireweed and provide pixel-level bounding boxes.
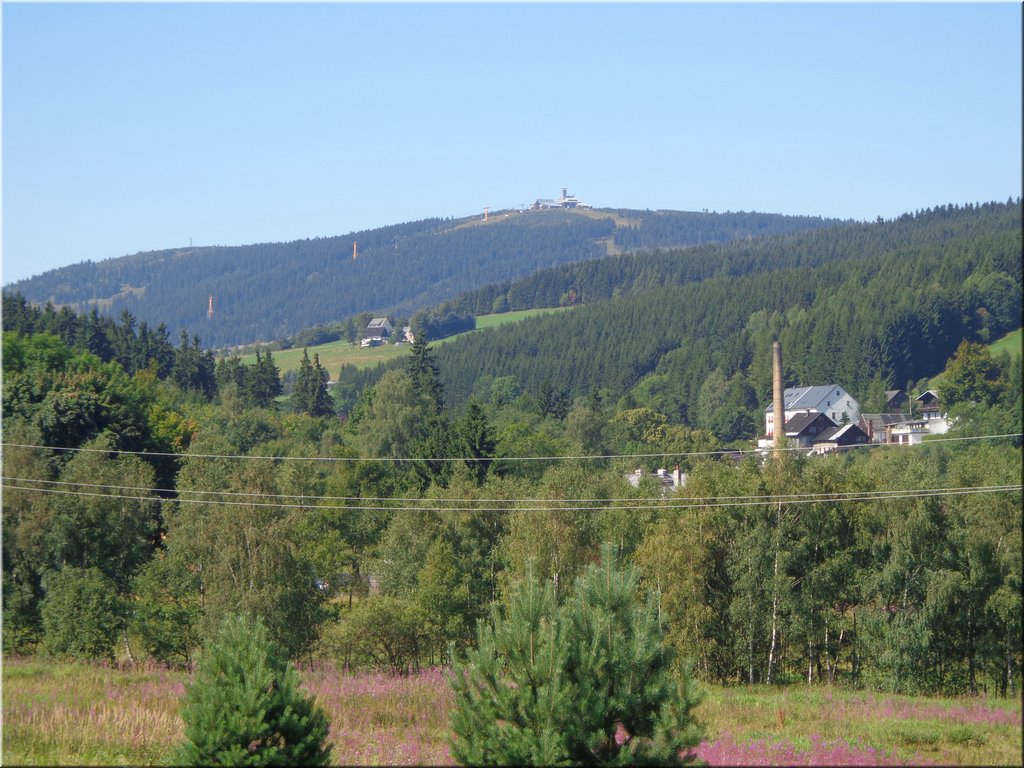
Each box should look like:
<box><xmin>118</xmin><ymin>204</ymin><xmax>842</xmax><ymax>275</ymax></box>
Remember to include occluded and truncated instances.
<box><xmin>448</xmin><ymin>544</ymin><xmax>704</xmax><ymax>766</ymax></box>
<box><xmin>173</xmin><ymin>613</ymin><xmax>331</xmax><ymax>766</ymax></box>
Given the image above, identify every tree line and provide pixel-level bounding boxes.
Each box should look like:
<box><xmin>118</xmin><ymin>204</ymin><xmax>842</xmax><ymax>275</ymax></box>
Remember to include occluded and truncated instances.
<box><xmin>2</xmin><ymin>319</ymin><xmax>1020</xmax><ymax>698</ymax></box>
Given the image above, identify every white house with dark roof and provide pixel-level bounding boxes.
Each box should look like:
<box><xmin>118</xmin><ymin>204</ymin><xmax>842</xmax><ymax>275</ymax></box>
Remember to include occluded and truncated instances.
<box><xmin>914</xmin><ymin>390</ymin><xmax>949</xmax><ymax>434</ymax></box>
<box><xmin>764</xmin><ymin>385</ymin><xmax>860</xmax><ymax>438</ymax></box>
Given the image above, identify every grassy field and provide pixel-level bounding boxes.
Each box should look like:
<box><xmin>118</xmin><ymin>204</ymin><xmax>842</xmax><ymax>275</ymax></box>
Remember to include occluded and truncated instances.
<box><xmin>237</xmin><ymin>307</ymin><xmax>574</xmax><ymax>378</ymax></box>
<box><xmin>989</xmin><ymin>327</ymin><xmax>1022</xmax><ymax>361</ymax></box>
<box><xmin>928</xmin><ymin>326</ymin><xmax>1021</xmax><ymax>391</ymax></box>
<box><xmin>3</xmin><ymin>657</ymin><xmax>1021</xmax><ymax>766</ymax></box>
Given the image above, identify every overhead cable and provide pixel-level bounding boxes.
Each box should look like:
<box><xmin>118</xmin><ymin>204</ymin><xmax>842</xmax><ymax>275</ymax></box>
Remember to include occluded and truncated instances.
<box><xmin>4</xmin><ymin>480</ymin><xmax>1019</xmax><ymax>514</ymax></box>
<box><xmin>4</xmin><ymin>476</ymin><xmax>1022</xmax><ymax>508</ymax></box>
<box><xmin>2</xmin><ymin>432</ymin><xmax>1020</xmax><ymax>465</ymax></box>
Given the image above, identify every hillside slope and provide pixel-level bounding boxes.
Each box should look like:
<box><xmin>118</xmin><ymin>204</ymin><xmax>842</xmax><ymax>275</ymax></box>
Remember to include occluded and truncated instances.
<box><xmin>334</xmin><ymin>201</ymin><xmax>1021</xmax><ymax>421</ymax></box>
<box><xmin>5</xmin><ymin>208</ymin><xmax>840</xmax><ymax>347</ymax></box>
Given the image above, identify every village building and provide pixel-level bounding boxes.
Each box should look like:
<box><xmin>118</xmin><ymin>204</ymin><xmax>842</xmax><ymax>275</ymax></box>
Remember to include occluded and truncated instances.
<box><xmin>360</xmin><ymin>317</ymin><xmax>393</xmax><ymax>348</ymax></box>
<box><xmin>858</xmin><ymin>412</ymin><xmax>916</xmax><ymax>443</ymax></box>
<box><xmin>625</xmin><ymin>466</ymin><xmax>686</xmax><ymax>493</ymax></box>
<box><xmin>915</xmin><ymin>390</ymin><xmax>949</xmax><ymax>434</ymax></box>
<box><xmin>810</xmin><ymin>423</ymin><xmax>870</xmax><ymax>454</ymax></box>
<box><xmin>884</xmin><ymin>389</ymin><xmax>909</xmax><ymax>412</ymax></box>
<box><xmin>888</xmin><ymin>419</ymin><xmax>932</xmax><ymax>446</ymax></box>
<box><xmin>782</xmin><ymin>411</ymin><xmax>840</xmax><ymax>449</ymax></box>
<box><xmin>764</xmin><ymin>385</ymin><xmax>861</xmax><ymax>438</ymax></box>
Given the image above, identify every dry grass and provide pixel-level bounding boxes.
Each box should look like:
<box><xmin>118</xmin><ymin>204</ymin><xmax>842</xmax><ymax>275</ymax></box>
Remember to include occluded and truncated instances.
<box><xmin>3</xmin><ymin>657</ymin><xmax>1020</xmax><ymax>766</ymax></box>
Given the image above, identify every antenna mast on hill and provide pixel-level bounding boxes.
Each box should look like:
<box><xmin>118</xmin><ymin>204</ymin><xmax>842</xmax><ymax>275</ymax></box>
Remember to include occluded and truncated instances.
<box><xmin>208</xmin><ymin>295</ymin><xmax>214</xmax><ymax>321</ymax></box>
<box><xmin>353</xmin><ymin>241</ymin><xmax>358</xmax><ymax>260</ymax></box>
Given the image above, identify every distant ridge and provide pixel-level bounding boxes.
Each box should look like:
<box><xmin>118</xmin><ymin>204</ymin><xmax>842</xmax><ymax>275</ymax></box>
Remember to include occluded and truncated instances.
<box><xmin>327</xmin><ymin>201</ymin><xmax>1021</xmax><ymax>415</ymax></box>
<box><xmin>5</xmin><ymin>207</ymin><xmax>842</xmax><ymax>347</ymax></box>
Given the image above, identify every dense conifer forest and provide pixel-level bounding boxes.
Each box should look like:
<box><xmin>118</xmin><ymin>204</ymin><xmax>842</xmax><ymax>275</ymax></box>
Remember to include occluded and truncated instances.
<box><xmin>2</xmin><ymin>199</ymin><xmax>1021</xmax><ymax>705</ymax></box>
<box><xmin>338</xmin><ymin>201</ymin><xmax>1022</xmax><ymax>428</ymax></box>
<box><xmin>4</xmin><ymin>208</ymin><xmax>842</xmax><ymax>348</ymax></box>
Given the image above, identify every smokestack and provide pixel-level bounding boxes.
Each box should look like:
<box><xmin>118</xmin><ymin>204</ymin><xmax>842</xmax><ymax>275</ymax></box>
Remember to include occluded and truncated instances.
<box><xmin>772</xmin><ymin>341</ymin><xmax>784</xmax><ymax>452</ymax></box>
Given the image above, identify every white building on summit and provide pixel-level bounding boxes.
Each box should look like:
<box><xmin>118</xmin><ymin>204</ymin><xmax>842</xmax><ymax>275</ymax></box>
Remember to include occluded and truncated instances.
<box><xmin>531</xmin><ymin>187</ymin><xmax>590</xmax><ymax>210</ymax></box>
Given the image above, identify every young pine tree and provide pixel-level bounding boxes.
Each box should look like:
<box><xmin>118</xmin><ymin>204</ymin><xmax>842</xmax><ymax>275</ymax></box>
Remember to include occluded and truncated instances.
<box><xmin>174</xmin><ymin>613</ymin><xmax>331</xmax><ymax>766</ymax></box>
<box><xmin>449</xmin><ymin>545</ymin><xmax>703</xmax><ymax>766</ymax></box>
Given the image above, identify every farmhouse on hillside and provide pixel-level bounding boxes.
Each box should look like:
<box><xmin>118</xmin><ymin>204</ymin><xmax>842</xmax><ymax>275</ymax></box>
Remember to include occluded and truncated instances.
<box><xmin>361</xmin><ymin>317</ymin><xmax>393</xmax><ymax>348</ymax></box>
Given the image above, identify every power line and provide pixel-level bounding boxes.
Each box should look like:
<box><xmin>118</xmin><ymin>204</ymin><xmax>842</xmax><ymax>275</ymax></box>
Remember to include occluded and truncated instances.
<box><xmin>3</xmin><ymin>479</ymin><xmax>1019</xmax><ymax>514</ymax></box>
<box><xmin>4</xmin><ymin>476</ymin><xmax>1022</xmax><ymax>508</ymax></box>
<box><xmin>3</xmin><ymin>432</ymin><xmax>1021</xmax><ymax>465</ymax></box>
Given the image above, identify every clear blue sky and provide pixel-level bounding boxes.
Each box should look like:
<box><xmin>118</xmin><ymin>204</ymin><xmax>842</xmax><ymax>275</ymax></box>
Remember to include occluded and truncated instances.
<box><xmin>3</xmin><ymin>2</ymin><xmax>1021</xmax><ymax>285</ymax></box>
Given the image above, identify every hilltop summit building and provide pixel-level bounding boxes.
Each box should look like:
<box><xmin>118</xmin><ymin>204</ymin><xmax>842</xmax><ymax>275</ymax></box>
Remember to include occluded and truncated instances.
<box><xmin>531</xmin><ymin>187</ymin><xmax>590</xmax><ymax>210</ymax></box>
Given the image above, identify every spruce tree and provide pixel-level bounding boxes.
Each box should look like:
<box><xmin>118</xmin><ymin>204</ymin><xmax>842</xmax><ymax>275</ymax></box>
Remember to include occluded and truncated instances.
<box><xmin>292</xmin><ymin>349</ymin><xmax>316</xmax><ymax>415</ymax></box>
<box><xmin>456</xmin><ymin>400</ymin><xmax>495</xmax><ymax>485</ymax></box>
<box><xmin>449</xmin><ymin>545</ymin><xmax>703</xmax><ymax>766</ymax></box>
<box><xmin>247</xmin><ymin>350</ymin><xmax>283</xmax><ymax>408</ymax></box>
<box><xmin>408</xmin><ymin>332</ymin><xmax>444</xmax><ymax>412</ymax></box>
<box><xmin>174</xmin><ymin>613</ymin><xmax>331</xmax><ymax>766</ymax></box>
<box><xmin>293</xmin><ymin>350</ymin><xmax>334</xmax><ymax>417</ymax></box>
<box><xmin>309</xmin><ymin>353</ymin><xmax>335</xmax><ymax>417</ymax></box>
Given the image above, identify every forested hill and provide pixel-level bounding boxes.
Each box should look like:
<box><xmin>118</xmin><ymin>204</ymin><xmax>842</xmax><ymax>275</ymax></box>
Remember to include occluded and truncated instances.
<box><xmin>338</xmin><ymin>201</ymin><xmax>1022</xmax><ymax>425</ymax></box>
<box><xmin>429</xmin><ymin>201</ymin><xmax>1020</xmax><ymax>316</ymax></box>
<box><xmin>4</xmin><ymin>208</ymin><xmax>840</xmax><ymax>347</ymax></box>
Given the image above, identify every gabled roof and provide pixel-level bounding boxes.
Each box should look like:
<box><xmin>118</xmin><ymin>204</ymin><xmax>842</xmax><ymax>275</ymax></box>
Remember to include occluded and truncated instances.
<box><xmin>367</xmin><ymin>317</ymin><xmax>391</xmax><ymax>329</ymax></box>
<box><xmin>784</xmin><ymin>411</ymin><xmax>837</xmax><ymax>436</ymax></box>
<box><xmin>815</xmin><ymin>423</ymin><xmax>868</xmax><ymax>444</ymax></box>
<box><xmin>884</xmin><ymin>389</ymin><xmax>908</xmax><ymax>408</ymax></box>
<box><xmin>765</xmin><ymin>385</ymin><xmax>846</xmax><ymax>412</ymax></box>
<box><xmin>916</xmin><ymin>389</ymin><xmax>940</xmax><ymax>403</ymax></box>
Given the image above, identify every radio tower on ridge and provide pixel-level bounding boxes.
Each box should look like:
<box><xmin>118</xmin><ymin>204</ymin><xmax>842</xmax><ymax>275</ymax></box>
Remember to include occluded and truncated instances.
<box><xmin>208</xmin><ymin>295</ymin><xmax>214</xmax><ymax>320</ymax></box>
<box><xmin>353</xmin><ymin>241</ymin><xmax>358</xmax><ymax>260</ymax></box>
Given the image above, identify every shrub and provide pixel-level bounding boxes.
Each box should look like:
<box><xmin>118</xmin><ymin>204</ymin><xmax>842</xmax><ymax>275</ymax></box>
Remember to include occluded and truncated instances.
<box><xmin>332</xmin><ymin>596</ymin><xmax>426</xmax><ymax>674</ymax></box>
<box><xmin>174</xmin><ymin>613</ymin><xmax>331</xmax><ymax>766</ymax></box>
<box><xmin>41</xmin><ymin>567</ymin><xmax>122</xmax><ymax>661</ymax></box>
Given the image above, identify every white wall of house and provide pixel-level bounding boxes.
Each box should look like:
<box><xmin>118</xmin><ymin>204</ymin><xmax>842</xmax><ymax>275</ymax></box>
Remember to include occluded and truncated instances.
<box><xmin>764</xmin><ymin>386</ymin><xmax>860</xmax><ymax>437</ymax></box>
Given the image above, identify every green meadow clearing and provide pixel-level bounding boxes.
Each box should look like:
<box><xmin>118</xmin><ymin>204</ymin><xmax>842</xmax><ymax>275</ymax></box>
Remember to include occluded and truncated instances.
<box><xmin>928</xmin><ymin>326</ymin><xmax>1021</xmax><ymax>391</ymax></box>
<box><xmin>3</xmin><ymin>657</ymin><xmax>1021</xmax><ymax>766</ymax></box>
<box><xmin>236</xmin><ymin>307</ymin><xmax>574</xmax><ymax>378</ymax></box>
<box><xmin>989</xmin><ymin>327</ymin><xmax>1022</xmax><ymax>361</ymax></box>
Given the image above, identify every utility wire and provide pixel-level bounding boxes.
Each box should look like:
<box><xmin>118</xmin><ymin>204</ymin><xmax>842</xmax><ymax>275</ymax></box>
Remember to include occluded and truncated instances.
<box><xmin>3</xmin><ymin>432</ymin><xmax>1021</xmax><ymax>465</ymax></box>
<box><xmin>4</xmin><ymin>476</ymin><xmax>1022</xmax><ymax>508</ymax></box>
<box><xmin>4</xmin><ymin>480</ymin><xmax>1019</xmax><ymax>514</ymax></box>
